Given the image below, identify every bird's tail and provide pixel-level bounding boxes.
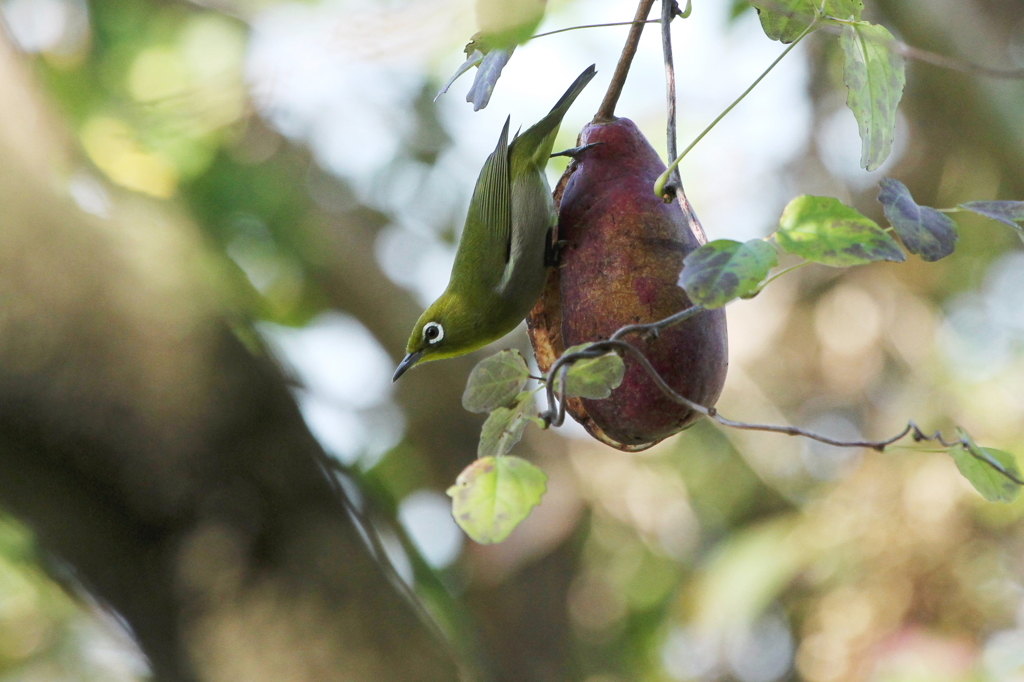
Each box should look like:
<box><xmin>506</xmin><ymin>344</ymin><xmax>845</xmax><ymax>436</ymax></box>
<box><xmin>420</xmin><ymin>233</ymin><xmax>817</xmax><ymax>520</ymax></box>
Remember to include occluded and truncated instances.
<box><xmin>512</xmin><ymin>64</ymin><xmax>597</xmax><ymax>168</ymax></box>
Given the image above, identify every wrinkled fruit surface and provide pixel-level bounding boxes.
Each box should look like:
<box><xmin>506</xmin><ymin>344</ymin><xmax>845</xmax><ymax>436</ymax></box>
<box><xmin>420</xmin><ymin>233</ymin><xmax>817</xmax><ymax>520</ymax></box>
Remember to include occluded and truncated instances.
<box><xmin>527</xmin><ymin>117</ymin><xmax>728</xmax><ymax>450</ymax></box>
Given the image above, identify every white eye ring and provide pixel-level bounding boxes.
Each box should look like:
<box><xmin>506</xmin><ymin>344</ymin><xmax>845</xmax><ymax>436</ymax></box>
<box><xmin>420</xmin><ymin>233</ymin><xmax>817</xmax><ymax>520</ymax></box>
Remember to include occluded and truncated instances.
<box><xmin>423</xmin><ymin>322</ymin><xmax>444</xmax><ymax>344</ymax></box>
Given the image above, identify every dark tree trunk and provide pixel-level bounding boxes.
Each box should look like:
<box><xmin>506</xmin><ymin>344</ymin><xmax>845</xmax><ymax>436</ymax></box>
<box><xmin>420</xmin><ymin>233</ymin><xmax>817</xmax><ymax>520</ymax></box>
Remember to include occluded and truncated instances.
<box><xmin>0</xmin><ymin>33</ymin><xmax>462</xmax><ymax>682</ymax></box>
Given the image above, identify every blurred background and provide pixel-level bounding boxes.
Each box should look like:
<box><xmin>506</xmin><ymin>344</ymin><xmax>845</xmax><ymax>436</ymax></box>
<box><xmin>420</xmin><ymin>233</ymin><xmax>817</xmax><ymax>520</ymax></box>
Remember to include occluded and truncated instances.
<box><xmin>0</xmin><ymin>0</ymin><xmax>1023</xmax><ymax>680</ymax></box>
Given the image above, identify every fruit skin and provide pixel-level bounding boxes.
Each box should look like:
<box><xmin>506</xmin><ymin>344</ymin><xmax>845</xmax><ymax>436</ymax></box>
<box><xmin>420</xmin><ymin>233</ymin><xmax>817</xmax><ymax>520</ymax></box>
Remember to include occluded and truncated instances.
<box><xmin>527</xmin><ymin>117</ymin><xmax>728</xmax><ymax>449</ymax></box>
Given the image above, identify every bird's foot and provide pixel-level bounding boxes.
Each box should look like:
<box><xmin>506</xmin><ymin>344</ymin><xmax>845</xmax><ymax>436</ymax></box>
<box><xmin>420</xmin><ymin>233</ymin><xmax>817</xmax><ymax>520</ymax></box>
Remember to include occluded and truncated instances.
<box><xmin>545</xmin><ymin>232</ymin><xmax>571</xmax><ymax>268</ymax></box>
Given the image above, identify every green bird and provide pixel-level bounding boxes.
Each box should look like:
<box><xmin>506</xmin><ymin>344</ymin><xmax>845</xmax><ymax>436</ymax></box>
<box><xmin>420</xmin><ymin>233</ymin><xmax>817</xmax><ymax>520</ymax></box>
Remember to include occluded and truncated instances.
<box><xmin>394</xmin><ymin>64</ymin><xmax>596</xmax><ymax>381</ymax></box>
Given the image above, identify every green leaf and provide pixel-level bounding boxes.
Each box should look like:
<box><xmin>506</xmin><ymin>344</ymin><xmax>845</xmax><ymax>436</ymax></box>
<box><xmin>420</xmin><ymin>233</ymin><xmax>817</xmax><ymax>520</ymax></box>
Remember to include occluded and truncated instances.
<box><xmin>959</xmin><ymin>201</ymin><xmax>1024</xmax><ymax>230</ymax></box>
<box><xmin>877</xmin><ymin>178</ymin><xmax>958</xmax><ymax>262</ymax></box>
<box><xmin>950</xmin><ymin>429</ymin><xmax>1022</xmax><ymax>503</ymax></box>
<box><xmin>728</xmin><ymin>0</ymin><xmax>752</xmax><ymax>21</ymax></box>
<box><xmin>680</xmin><ymin>239</ymin><xmax>778</xmax><ymax>308</ymax></box>
<box><xmin>840</xmin><ymin>22</ymin><xmax>906</xmax><ymax>171</ymax></box>
<box><xmin>446</xmin><ymin>455</ymin><xmax>548</xmax><ymax>544</ymax></box>
<box><xmin>476</xmin><ymin>0</ymin><xmax>547</xmax><ymax>50</ymax></box>
<box><xmin>462</xmin><ymin>350</ymin><xmax>531</xmax><ymax>413</ymax></box>
<box><xmin>777</xmin><ymin>195</ymin><xmax>906</xmax><ymax>266</ymax></box>
<box><xmin>749</xmin><ymin>0</ymin><xmax>862</xmax><ymax>43</ymax></box>
<box><xmin>555</xmin><ymin>344</ymin><xmax>625</xmax><ymax>399</ymax></box>
<box><xmin>478</xmin><ymin>392</ymin><xmax>536</xmax><ymax>458</ymax></box>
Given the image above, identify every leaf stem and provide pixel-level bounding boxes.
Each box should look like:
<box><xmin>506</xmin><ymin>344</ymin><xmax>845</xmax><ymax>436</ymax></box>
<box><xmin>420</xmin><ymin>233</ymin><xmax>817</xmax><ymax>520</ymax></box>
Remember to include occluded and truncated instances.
<box><xmin>595</xmin><ymin>0</ymin><xmax>658</xmax><ymax>123</ymax></box>
<box><xmin>654</xmin><ymin>17</ymin><xmax>818</xmax><ymax>198</ymax></box>
<box><xmin>758</xmin><ymin>260</ymin><xmax>810</xmax><ymax>289</ymax></box>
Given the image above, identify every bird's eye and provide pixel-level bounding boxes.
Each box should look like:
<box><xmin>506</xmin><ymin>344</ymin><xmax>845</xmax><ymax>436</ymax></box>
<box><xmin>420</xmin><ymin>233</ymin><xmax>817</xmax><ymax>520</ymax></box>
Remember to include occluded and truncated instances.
<box><xmin>423</xmin><ymin>322</ymin><xmax>444</xmax><ymax>344</ymax></box>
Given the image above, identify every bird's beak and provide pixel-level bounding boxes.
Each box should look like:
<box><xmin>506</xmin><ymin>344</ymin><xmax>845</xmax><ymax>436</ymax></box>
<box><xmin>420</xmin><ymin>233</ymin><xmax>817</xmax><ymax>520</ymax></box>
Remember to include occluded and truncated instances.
<box><xmin>392</xmin><ymin>350</ymin><xmax>423</xmax><ymax>382</ymax></box>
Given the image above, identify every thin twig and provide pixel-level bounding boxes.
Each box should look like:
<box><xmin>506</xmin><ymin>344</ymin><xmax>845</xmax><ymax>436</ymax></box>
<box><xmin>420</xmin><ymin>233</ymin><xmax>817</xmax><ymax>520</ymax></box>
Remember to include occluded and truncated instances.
<box><xmin>661</xmin><ymin>0</ymin><xmax>681</xmax><ymax>194</ymax></box>
<box><xmin>532</xmin><ymin>19</ymin><xmax>660</xmax><ymax>40</ymax></box>
<box><xmin>895</xmin><ymin>42</ymin><xmax>1024</xmax><ymax>79</ymax></box>
<box><xmin>313</xmin><ymin>454</ymin><xmax>463</xmax><ymax>661</ymax></box>
<box><xmin>540</xmin><ymin>331</ymin><xmax>1024</xmax><ymax>484</ymax></box>
<box><xmin>610</xmin><ymin>304</ymin><xmax>704</xmax><ymax>341</ymax></box>
<box><xmin>595</xmin><ymin>0</ymin><xmax>658</xmax><ymax>123</ymax></box>
<box><xmin>818</xmin><ymin>18</ymin><xmax>1024</xmax><ymax>79</ymax></box>
<box><xmin>542</xmin><ymin>305</ymin><xmax>705</xmax><ymax>427</ymax></box>
<box><xmin>531</xmin><ymin>12</ymin><xmax>1024</xmax><ymax>79</ymax></box>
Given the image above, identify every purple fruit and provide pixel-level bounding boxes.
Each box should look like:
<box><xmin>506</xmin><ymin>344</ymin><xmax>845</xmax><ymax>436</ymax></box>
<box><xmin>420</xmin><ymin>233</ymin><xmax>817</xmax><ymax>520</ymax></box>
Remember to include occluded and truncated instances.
<box><xmin>528</xmin><ymin>117</ymin><xmax>728</xmax><ymax>450</ymax></box>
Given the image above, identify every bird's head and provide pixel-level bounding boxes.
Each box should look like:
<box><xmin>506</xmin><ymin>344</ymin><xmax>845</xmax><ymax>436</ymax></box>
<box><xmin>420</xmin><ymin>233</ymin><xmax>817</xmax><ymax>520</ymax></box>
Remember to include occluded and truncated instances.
<box><xmin>393</xmin><ymin>294</ymin><xmax>488</xmax><ymax>381</ymax></box>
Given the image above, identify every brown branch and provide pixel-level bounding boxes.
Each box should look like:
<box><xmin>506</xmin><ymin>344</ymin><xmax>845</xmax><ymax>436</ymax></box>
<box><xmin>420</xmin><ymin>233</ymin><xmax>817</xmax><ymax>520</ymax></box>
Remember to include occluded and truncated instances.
<box><xmin>539</xmin><ymin>308</ymin><xmax>1024</xmax><ymax>485</ymax></box>
<box><xmin>0</xmin><ymin>29</ymin><xmax>465</xmax><ymax>682</ymax></box>
<box><xmin>594</xmin><ymin>0</ymin><xmax>658</xmax><ymax>123</ymax></box>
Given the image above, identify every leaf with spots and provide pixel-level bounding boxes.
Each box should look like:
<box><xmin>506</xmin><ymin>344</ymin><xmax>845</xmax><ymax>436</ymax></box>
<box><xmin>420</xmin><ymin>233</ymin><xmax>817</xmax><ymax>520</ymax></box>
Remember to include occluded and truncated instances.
<box><xmin>841</xmin><ymin>21</ymin><xmax>905</xmax><ymax>171</ymax></box>
<box><xmin>447</xmin><ymin>455</ymin><xmax>548</xmax><ymax>543</ymax></box>
<box><xmin>959</xmin><ymin>201</ymin><xmax>1024</xmax><ymax>231</ymax></box>
<box><xmin>877</xmin><ymin>178</ymin><xmax>958</xmax><ymax>262</ymax></box>
<box><xmin>777</xmin><ymin>195</ymin><xmax>905</xmax><ymax>266</ymax></box>
<box><xmin>477</xmin><ymin>392</ymin><xmax>538</xmax><ymax>458</ymax></box>
<box><xmin>554</xmin><ymin>344</ymin><xmax>626</xmax><ymax>399</ymax></box>
<box><xmin>749</xmin><ymin>0</ymin><xmax>863</xmax><ymax>43</ymax></box>
<box><xmin>950</xmin><ymin>429</ymin><xmax>1022</xmax><ymax>503</ymax></box>
<box><xmin>680</xmin><ymin>239</ymin><xmax>778</xmax><ymax>308</ymax></box>
<box><xmin>463</xmin><ymin>349</ymin><xmax>531</xmax><ymax>413</ymax></box>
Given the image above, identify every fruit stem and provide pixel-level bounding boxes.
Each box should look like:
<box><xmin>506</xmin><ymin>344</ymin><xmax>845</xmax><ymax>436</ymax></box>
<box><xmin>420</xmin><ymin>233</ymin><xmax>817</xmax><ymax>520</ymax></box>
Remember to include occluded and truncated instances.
<box><xmin>594</xmin><ymin>0</ymin><xmax>658</xmax><ymax>123</ymax></box>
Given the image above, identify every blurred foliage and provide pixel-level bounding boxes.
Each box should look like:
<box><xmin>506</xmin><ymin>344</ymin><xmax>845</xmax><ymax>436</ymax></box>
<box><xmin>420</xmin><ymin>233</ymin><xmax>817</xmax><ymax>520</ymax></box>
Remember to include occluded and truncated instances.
<box><xmin>1</xmin><ymin>0</ymin><xmax>1023</xmax><ymax>681</ymax></box>
<box><xmin>0</xmin><ymin>516</ymin><xmax>143</xmax><ymax>680</ymax></box>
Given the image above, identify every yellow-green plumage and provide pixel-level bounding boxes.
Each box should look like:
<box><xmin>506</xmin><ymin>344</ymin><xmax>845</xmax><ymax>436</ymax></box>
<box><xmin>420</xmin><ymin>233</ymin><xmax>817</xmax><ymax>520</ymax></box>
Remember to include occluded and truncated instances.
<box><xmin>394</xmin><ymin>65</ymin><xmax>597</xmax><ymax>381</ymax></box>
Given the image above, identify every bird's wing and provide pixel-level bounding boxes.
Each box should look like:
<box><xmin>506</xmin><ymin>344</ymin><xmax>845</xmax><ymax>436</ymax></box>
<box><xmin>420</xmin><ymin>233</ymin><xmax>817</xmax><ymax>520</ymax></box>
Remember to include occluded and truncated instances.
<box><xmin>480</xmin><ymin>117</ymin><xmax>513</xmax><ymax>267</ymax></box>
<box><xmin>509</xmin><ymin>64</ymin><xmax>596</xmax><ymax>169</ymax></box>
<box><xmin>451</xmin><ymin>117</ymin><xmax>513</xmax><ymax>293</ymax></box>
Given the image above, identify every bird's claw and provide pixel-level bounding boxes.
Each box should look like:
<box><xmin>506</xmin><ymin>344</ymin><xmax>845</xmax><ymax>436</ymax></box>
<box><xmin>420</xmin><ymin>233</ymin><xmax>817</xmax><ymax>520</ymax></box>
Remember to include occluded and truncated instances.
<box><xmin>545</xmin><ymin>235</ymin><xmax>570</xmax><ymax>267</ymax></box>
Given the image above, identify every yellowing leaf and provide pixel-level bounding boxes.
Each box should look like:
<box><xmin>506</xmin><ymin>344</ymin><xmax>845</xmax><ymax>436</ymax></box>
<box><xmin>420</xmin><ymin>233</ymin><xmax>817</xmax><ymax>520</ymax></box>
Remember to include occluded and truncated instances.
<box><xmin>447</xmin><ymin>455</ymin><xmax>548</xmax><ymax>543</ymax></box>
<box><xmin>777</xmin><ymin>195</ymin><xmax>905</xmax><ymax>266</ymax></box>
<box><xmin>680</xmin><ymin>239</ymin><xmax>778</xmax><ymax>308</ymax></box>
<box><xmin>840</xmin><ymin>22</ymin><xmax>905</xmax><ymax>171</ymax></box>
